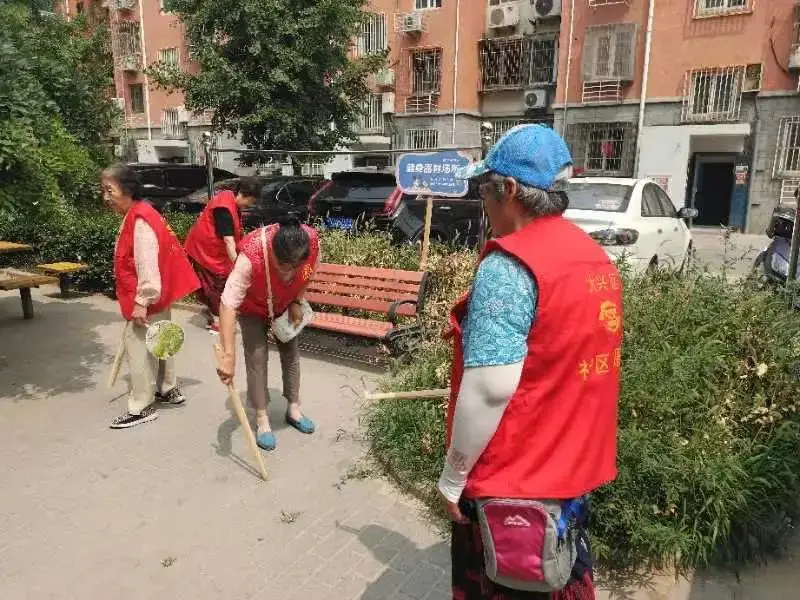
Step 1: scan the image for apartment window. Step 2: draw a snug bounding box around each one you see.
[681,66,743,122]
[406,48,441,113]
[479,36,557,91]
[161,108,185,139]
[405,129,439,150]
[114,21,142,69]
[774,117,800,177]
[410,48,442,95]
[582,23,636,82]
[159,47,179,67]
[128,84,144,113]
[354,13,387,56]
[489,119,552,144]
[565,122,636,176]
[694,0,749,18]
[358,94,385,134]
[793,5,800,49]
[300,163,325,177]
[415,0,442,9]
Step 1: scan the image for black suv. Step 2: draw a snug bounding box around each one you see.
[127,163,237,212]
[309,169,483,248]
[166,175,327,231]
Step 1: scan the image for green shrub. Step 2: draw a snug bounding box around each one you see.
[367,258,800,573]
[0,205,196,294]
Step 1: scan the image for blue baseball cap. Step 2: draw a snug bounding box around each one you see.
[456,124,573,190]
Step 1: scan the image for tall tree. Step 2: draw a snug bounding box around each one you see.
[152,0,385,157]
[0,1,116,214]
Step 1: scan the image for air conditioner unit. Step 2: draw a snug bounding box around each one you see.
[742,63,763,92]
[532,0,562,19]
[381,91,396,114]
[523,87,550,110]
[375,68,395,88]
[112,97,125,112]
[402,12,424,34]
[112,0,136,11]
[177,107,191,123]
[121,55,139,72]
[790,47,800,71]
[487,3,521,29]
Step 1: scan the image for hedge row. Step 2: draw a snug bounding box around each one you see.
[3,206,800,572]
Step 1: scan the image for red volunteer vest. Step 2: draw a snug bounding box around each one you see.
[184,189,243,276]
[114,201,200,321]
[238,224,320,319]
[446,215,622,500]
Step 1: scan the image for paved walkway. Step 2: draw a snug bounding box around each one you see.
[1,287,798,600]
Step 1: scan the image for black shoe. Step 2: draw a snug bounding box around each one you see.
[155,388,187,406]
[110,405,158,429]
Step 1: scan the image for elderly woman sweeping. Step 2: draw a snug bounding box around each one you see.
[184,177,261,332]
[439,125,623,599]
[103,164,200,429]
[215,217,320,451]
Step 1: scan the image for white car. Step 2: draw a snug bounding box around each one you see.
[564,177,698,274]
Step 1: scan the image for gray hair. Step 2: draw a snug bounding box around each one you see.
[483,166,572,218]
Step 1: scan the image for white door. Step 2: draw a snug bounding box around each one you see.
[637,183,674,266]
[652,185,688,264]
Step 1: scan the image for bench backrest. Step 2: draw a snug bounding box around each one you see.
[306,263,428,317]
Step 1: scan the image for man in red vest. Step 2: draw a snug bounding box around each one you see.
[103,164,200,430]
[439,125,622,599]
[184,178,261,332]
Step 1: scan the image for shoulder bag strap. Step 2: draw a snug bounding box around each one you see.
[259,227,275,321]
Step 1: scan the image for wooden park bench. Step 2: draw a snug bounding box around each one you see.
[300,263,430,364]
[0,269,58,319]
[36,262,89,296]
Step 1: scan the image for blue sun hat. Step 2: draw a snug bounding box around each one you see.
[456,124,573,190]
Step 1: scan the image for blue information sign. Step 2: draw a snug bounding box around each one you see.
[395,150,472,198]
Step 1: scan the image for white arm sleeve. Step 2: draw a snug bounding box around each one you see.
[437,360,524,503]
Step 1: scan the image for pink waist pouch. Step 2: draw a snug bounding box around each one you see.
[475,498,578,592]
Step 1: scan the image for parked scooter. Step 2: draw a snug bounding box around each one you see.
[752,203,800,287]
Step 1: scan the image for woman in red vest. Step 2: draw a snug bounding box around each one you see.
[440,126,622,599]
[102,164,200,430]
[184,178,261,333]
[215,217,320,451]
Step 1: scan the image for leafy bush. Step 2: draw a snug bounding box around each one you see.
[0,2,116,215]
[366,255,800,572]
[0,205,196,294]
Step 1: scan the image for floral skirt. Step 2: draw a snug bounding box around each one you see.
[451,500,596,600]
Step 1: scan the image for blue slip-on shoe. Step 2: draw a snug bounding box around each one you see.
[285,414,315,434]
[256,431,277,451]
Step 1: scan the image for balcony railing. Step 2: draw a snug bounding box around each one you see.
[581,80,623,104]
[693,0,750,19]
[405,94,439,114]
[681,66,743,123]
[112,21,142,71]
[588,0,629,6]
[780,178,800,208]
[161,109,187,140]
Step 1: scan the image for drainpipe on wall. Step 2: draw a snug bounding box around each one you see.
[745,95,760,233]
[633,0,655,177]
[451,0,461,146]
[559,0,575,135]
[137,0,153,141]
